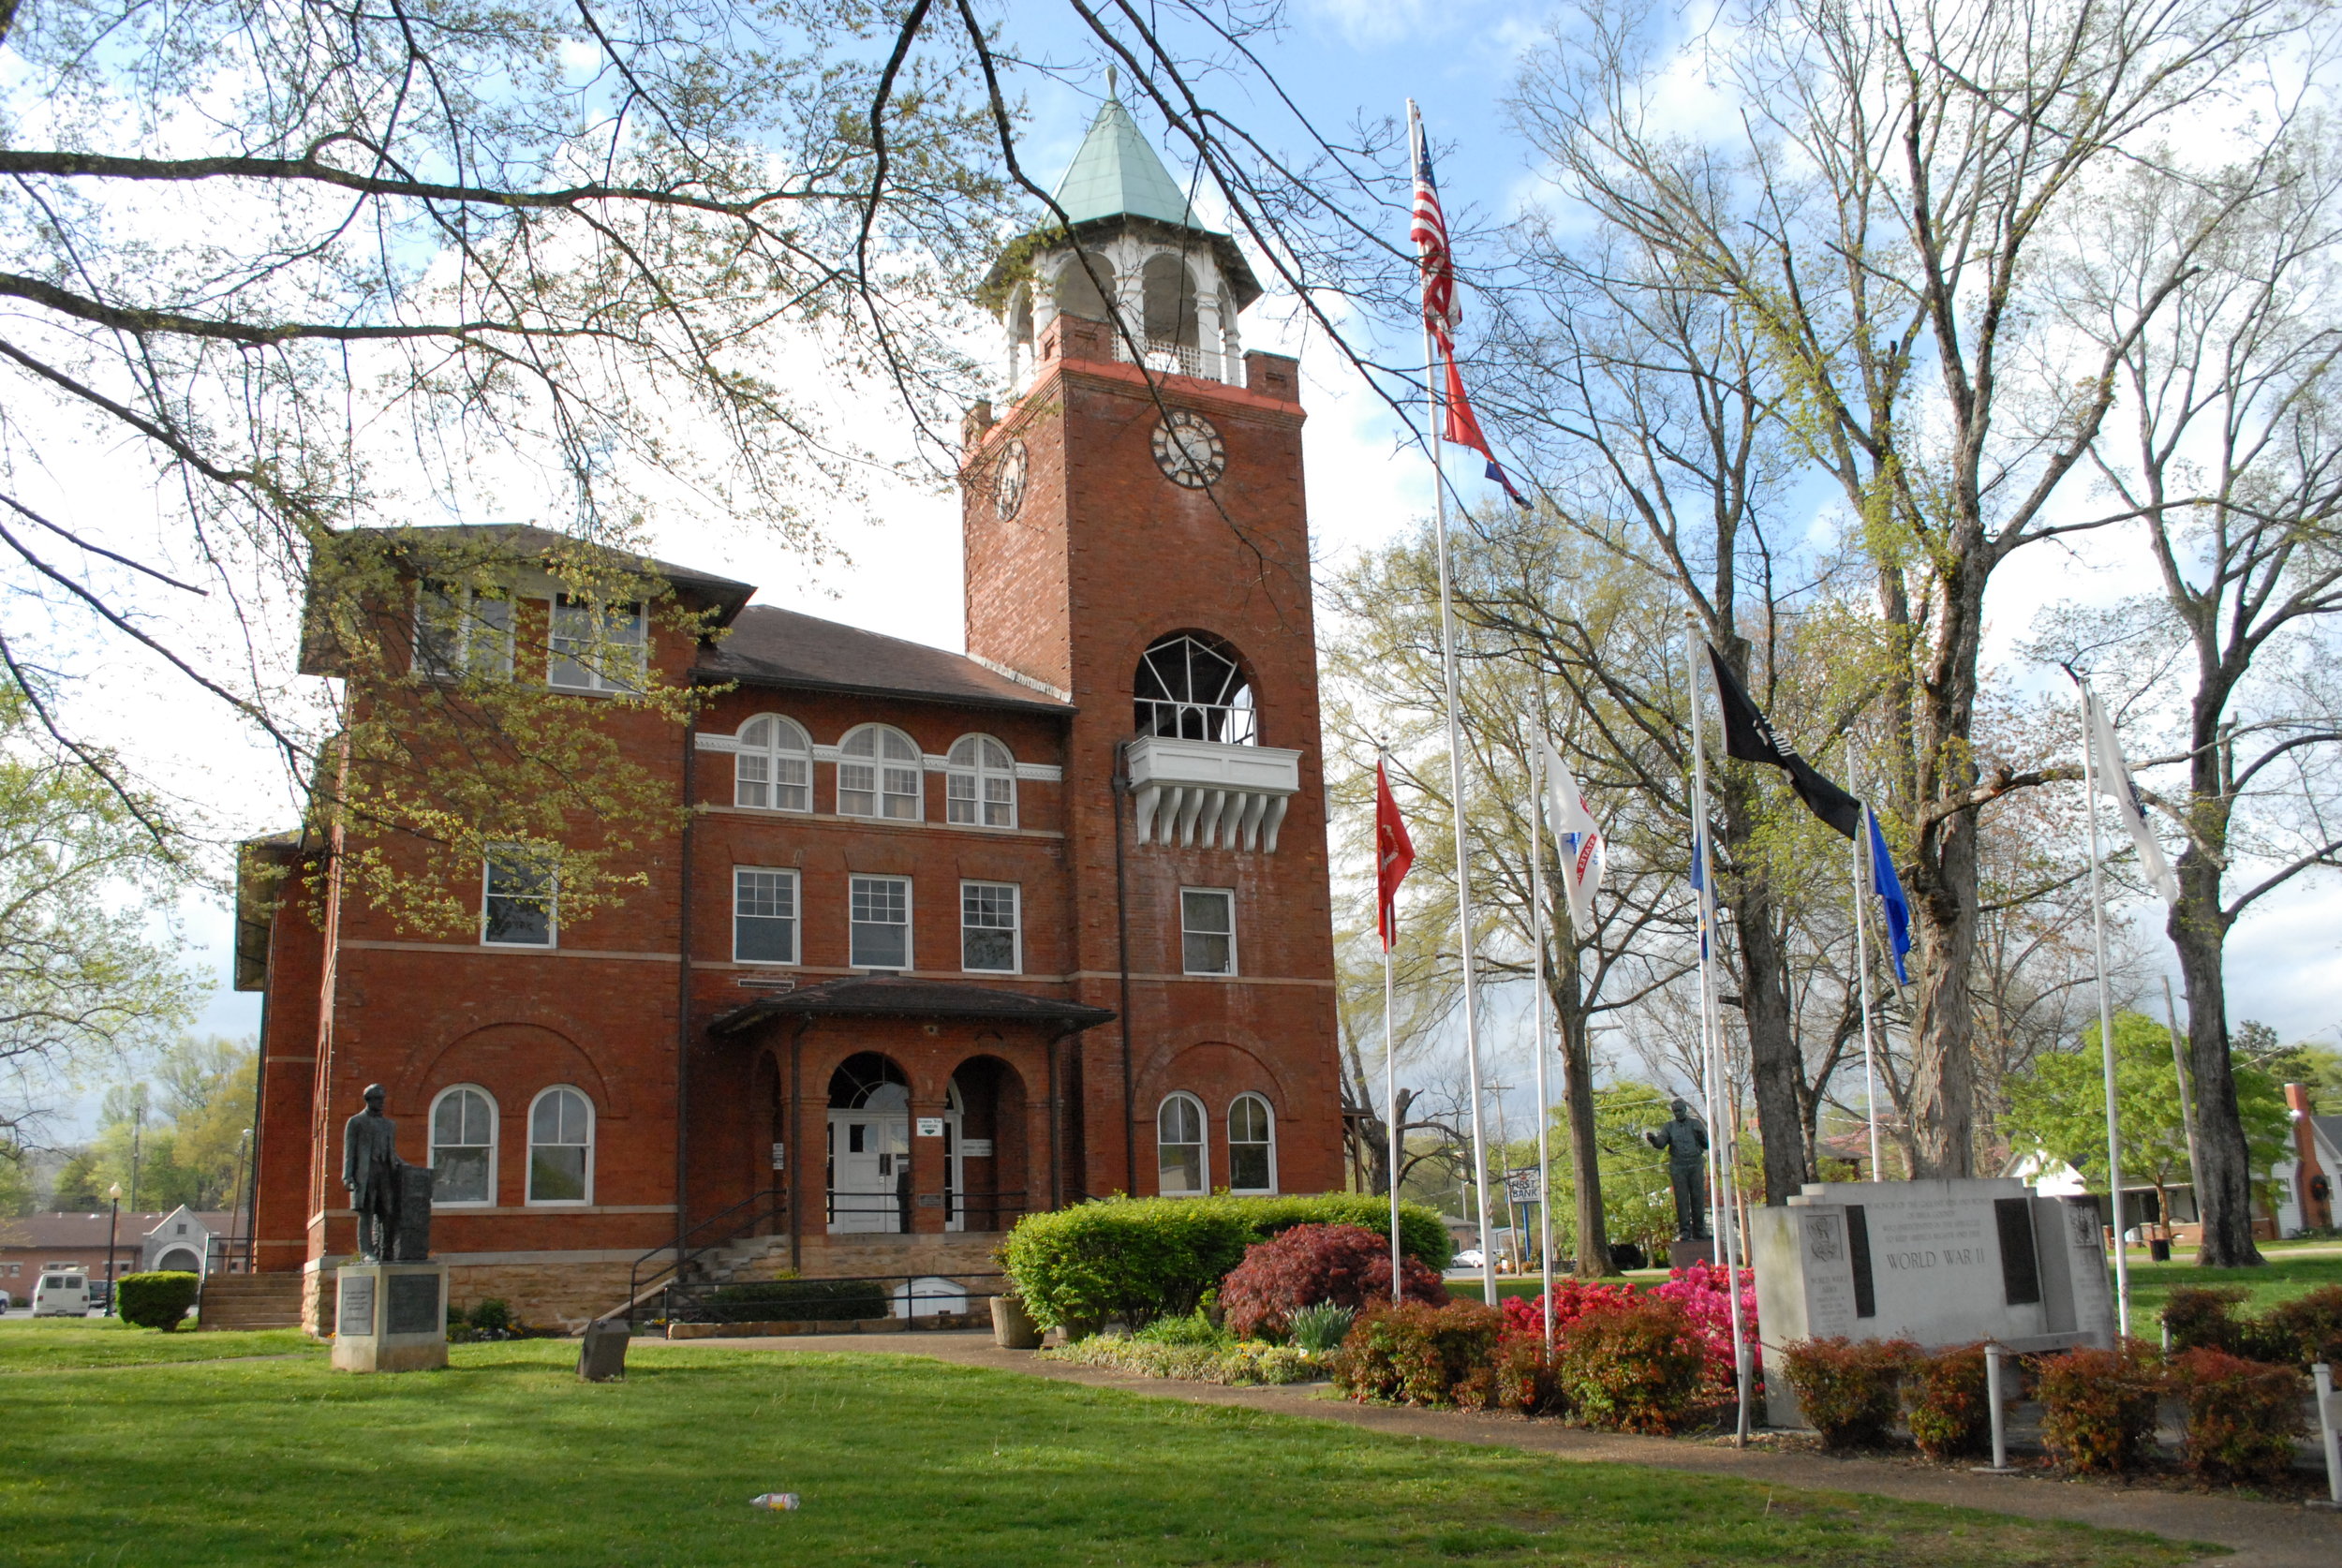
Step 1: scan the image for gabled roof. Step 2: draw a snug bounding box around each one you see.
[1053,97,1197,227]
[709,976,1114,1035]
[699,604,1072,714]
[0,1211,236,1250]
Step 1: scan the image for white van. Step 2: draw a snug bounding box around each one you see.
[31,1270,90,1317]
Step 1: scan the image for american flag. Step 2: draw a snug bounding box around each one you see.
[1408,111,1530,511]
[1411,137,1460,346]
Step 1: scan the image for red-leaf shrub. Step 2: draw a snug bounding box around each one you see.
[1455,1332,1564,1415]
[1219,1223,1447,1341]
[1653,1261,1759,1397]
[1778,1338,1918,1449]
[1333,1299,1505,1407]
[1549,1298,1709,1434]
[1904,1343,1994,1460]
[2171,1347,2306,1483]
[2160,1285,2251,1355]
[2256,1285,2342,1369]
[2036,1345,2165,1474]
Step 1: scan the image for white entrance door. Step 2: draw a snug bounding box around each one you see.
[827,1111,909,1234]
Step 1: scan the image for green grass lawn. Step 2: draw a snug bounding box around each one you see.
[0,1316,321,1370]
[0,1336,2203,1568]
[2124,1253,2342,1321]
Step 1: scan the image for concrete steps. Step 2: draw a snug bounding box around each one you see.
[198,1272,305,1331]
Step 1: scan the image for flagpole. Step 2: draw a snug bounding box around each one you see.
[1686,620,1751,1445]
[1381,751,1405,1305]
[2078,677,2131,1339]
[1849,741,1883,1180]
[1410,98,1499,1308]
[1530,746,1556,1347]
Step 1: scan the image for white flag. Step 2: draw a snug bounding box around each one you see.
[1540,742,1606,933]
[2085,688,2181,904]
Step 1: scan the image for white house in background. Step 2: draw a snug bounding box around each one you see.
[139,1206,222,1276]
[2275,1086,2339,1235]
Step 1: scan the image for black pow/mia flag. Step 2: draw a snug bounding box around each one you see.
[1705,646,1861,841]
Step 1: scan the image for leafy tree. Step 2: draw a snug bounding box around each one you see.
[2237,1024,2342,1115]
[2003,1011,2289,1234]
[0,677,202,1153]
[79,1038,257,1213]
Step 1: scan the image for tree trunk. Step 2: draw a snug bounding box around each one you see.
[1731,890,1811,1202]
[1549,948,1611,1276]
[1905,806,1981,1176]
[2171,863,2262,1267]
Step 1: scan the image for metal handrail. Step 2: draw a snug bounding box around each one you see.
[1135,699,1257,746]
[621,1186,786,1315]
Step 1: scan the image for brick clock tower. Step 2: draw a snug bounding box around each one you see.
[962,97,1342,1200]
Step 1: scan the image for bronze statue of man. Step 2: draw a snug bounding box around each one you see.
[1643,1098,1712,1241]
[343,1084,402,1261]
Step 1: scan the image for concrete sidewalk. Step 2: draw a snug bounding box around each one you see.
[668,1329,2342,1568]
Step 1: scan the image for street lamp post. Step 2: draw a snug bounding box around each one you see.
[104,1183,123,1316]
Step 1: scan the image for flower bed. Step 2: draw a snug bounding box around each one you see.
[1044,1335,1319,1385]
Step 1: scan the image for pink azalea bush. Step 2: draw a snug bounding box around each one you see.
[1653,1260,1758,1394]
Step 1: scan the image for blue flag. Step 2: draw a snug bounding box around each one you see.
[1866,809,1911,985]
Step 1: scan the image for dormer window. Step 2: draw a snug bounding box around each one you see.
[548,595,645,693]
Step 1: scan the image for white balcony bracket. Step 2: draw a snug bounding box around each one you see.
[1125,736,1301,853]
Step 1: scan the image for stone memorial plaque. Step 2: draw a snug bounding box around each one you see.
[387,1270,441,1336]
[338,1271,377,1337]
[1799,1210,1858,1337]
[916,1192,945,1208]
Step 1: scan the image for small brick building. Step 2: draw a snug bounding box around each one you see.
[241,101,1345,1329]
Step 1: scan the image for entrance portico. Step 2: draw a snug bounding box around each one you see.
[708,977,1113,1270]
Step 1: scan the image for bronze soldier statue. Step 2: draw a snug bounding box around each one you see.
[343,1084,402,1261]
[1643,1098,1712,1241]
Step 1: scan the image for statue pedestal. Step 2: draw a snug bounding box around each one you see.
[1668,1239,1713,1273]
[332,1261,449,1373]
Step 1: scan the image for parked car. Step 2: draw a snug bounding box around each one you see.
[1449,1248,1485,1271]
[0,1288,12,1310]
[32,1270,91,1316]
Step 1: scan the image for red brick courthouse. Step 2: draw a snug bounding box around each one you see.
[242,102,1345,1329]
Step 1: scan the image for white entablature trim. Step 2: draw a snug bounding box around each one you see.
[691,730,1061,781]
[1126,734,1301,852]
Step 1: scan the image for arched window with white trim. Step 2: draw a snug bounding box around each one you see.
[526,1086,593,1205]
[1227,1093,1276,1194]
[945,734,1017,828]
[838,724,923,820]
[430,1086,498,1206]
[1157,1092,1207,1197]
[735,716,813,812]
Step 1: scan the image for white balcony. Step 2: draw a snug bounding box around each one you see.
[1127,735,1301,852]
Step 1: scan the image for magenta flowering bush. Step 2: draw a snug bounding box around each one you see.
[1653,1260,1759,1395]
[1499,1278,1639,1339]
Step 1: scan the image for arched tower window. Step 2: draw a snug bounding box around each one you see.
[1053,252,1117,322]
[1135,632,1256,745]
[1007,286,1036,387]
[1141,255,1199,348]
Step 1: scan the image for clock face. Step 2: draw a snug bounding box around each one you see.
[993,438,1029,520]
[1151,410,1227,489]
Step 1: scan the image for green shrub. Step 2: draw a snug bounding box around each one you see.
[1332,1299,1504,1407]
[2255,1284,2342,1369]
[701,1278,888,1324]
[1779,1338,1918,1449]
[1904,1343,1994,1461]
[1550,1299,1710,1435]
[468,1297,512,1335]
[2036,1345,2164,1474]
[1131,1310,1229,1348]
[117,1271,200,1332]
[1289,1302,1356,1357]
[2171,1347,2305,1483]
[999,1194,1449,1331]
[2161,1285,2250,1354]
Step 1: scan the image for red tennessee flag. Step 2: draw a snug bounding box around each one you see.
[1375,759,1416,951]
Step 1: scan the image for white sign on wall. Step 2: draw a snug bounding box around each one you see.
[915,1117,944,1138]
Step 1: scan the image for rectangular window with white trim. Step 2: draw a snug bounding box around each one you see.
[1180,888,1236,976]
[482,846,556,947]
[547,594,646,693]
[849,875,911,970]
[734,867,800,965]
[960,881,1020,973]
[414,582,514,680]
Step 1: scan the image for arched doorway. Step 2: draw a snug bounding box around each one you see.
[825,1054,950,1235]
[155,1246,203,1275]
[948,1056,1027,1233]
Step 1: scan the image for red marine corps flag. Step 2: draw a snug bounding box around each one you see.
[1375,758,1416,950]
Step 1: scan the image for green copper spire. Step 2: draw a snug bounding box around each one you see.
[1051,96,1198,228]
